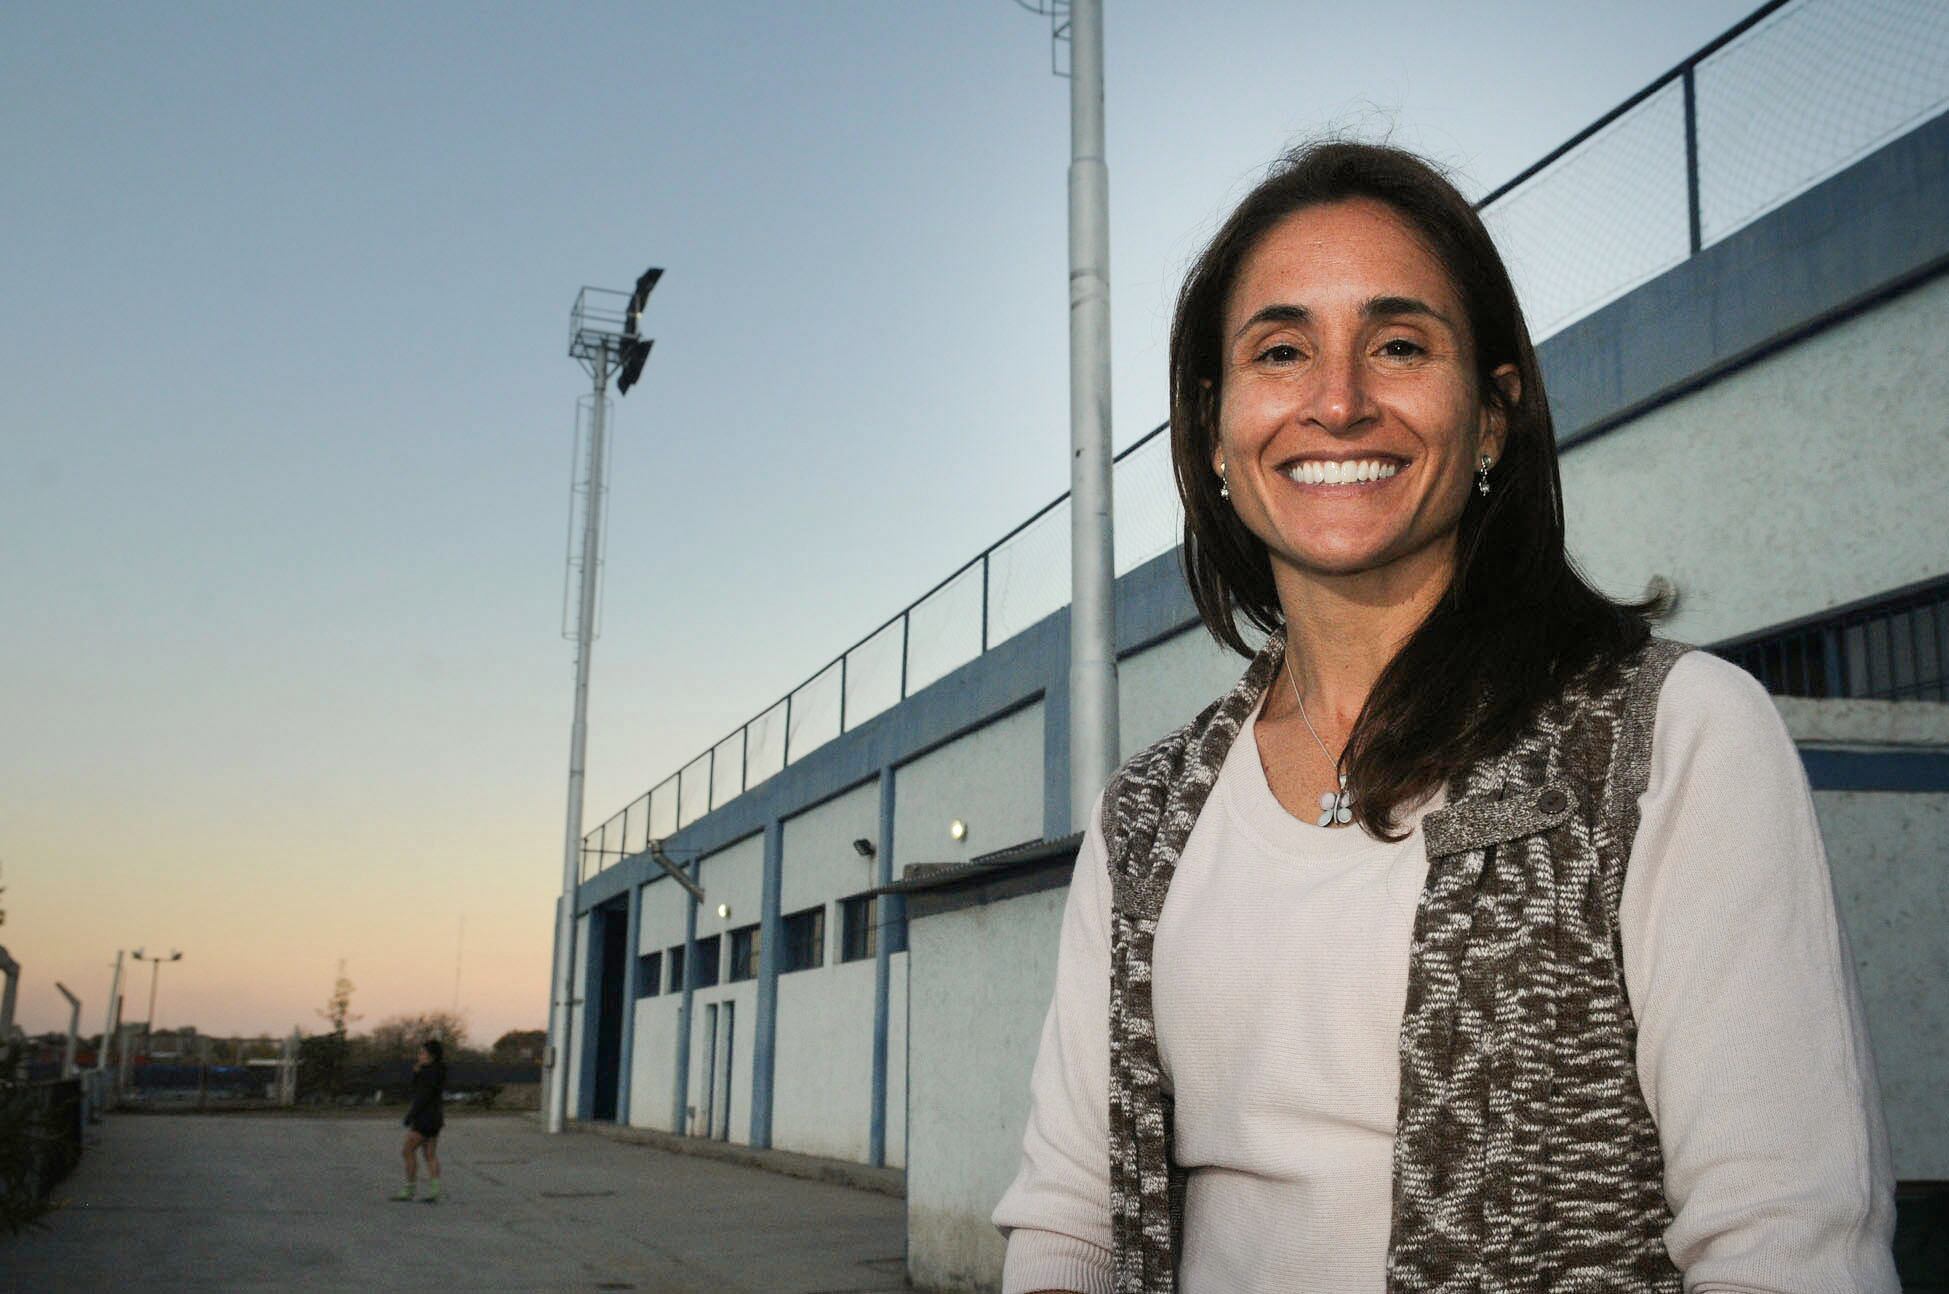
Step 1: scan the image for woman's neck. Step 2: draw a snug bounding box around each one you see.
[1272,541,1454,731]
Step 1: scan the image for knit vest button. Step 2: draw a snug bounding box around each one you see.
[1538,787,1570,815]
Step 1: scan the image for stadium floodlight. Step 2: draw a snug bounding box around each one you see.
[546,267,661,1137]
[617,267,662,395]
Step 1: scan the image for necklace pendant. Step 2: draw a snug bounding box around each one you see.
[1318,779,1355,828]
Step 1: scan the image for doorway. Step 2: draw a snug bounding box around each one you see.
[713,1002,734,1141]
[590,903,627,1121]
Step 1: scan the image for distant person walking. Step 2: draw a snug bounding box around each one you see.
[390,1039,445,1203]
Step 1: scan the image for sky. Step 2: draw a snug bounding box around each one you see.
[1,0,1754,1044]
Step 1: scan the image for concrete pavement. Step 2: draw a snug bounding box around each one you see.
[4,1112,909,1292]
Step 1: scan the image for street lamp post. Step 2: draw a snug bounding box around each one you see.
[132,947,182,1061]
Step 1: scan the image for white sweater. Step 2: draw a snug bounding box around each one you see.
[992,652,1897,1293]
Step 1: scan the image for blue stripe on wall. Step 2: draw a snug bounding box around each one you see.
[1801,748,1949,794]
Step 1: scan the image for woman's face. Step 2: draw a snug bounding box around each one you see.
[417,1045,432,1067]
[1212,198,1516,587]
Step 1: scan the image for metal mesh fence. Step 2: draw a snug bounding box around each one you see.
[1481,82,1692,340]
[745,700,787,789]
[903,561,985,697]
[1480,0,1949,341]
[1697,0,1949,244]
[986,498,1072,650]
[649,777,679,840]
[710,732,743,809]
[581,0,1949,874]
[677,753,712,828]
[1113,431,1182,577]
[785,659,844,765]
[843,618,905,732]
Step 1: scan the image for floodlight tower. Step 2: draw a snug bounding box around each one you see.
[546,268,661,1136]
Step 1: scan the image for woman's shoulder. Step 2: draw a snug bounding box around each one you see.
[1655,646,1782,734]
[1646,646,1799,785]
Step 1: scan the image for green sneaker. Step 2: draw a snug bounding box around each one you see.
[421,1179,441,1204]
[389,1183,416,1202]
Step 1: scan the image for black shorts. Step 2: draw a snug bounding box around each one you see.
[406,1112,443,1139]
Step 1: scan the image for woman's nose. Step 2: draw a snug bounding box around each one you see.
[1305,348,1374,434]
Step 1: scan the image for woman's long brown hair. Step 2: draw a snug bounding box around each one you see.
[1170,140,1668,838]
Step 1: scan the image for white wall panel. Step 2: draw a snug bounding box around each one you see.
[895,701,1044,866]
[1562,272,1949,645]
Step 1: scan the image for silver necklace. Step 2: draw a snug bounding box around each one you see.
[1284,653,1355,827]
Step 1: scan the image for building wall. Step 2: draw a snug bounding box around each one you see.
[1562,270,1949,645]
[1118,627,1250,765]
[894,701,1045,865]
[685,832,764,1142]
[1815,787,1949,1179]
[780,777,883,915]
[771,950,908,1166]
[766,777,901,1161]
[906,886,1069,1294]
[628,875,693,1132]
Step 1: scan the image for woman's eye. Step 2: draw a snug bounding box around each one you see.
[1378,338,1424,358]
[1256,343,1301,364]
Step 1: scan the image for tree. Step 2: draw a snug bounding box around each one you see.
[307,961,360,1099]
[491,1029,546,1063]
[365,1011,468,1061]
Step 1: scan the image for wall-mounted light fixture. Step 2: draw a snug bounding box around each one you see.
[949,819,968,842]
[851,838,876,859]
[716,903,732,920]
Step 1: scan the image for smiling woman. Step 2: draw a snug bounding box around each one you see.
[991,141,1898,1293]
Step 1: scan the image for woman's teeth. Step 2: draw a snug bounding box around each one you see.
[1282,459,1401,486]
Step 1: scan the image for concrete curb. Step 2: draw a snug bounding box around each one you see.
[566,1119,907,1199]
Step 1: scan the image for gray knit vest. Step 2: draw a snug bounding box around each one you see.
[1103,631,1690,1293]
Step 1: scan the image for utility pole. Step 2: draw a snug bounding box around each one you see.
[97,951,124,1076]
[1065,0,1119,825]
[546,272,659,1135]
[56,983,81,1077]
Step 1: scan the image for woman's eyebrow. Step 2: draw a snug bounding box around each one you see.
[1232,303,1308,341]
[1231,296,1453,343]
[1364,295,1453,327]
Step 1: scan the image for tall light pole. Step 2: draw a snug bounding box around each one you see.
[1065,0,1119,825]
[546,269,661,1135]
[132,947,182,1059]
[1017,1,1120,827]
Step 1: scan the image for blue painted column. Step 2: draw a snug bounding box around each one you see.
[672,861,700,1134]
[615,881,642,1125]
[750,820,784,1148]
[869,764,898,1166]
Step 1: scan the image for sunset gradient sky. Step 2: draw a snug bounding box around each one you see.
[2,0,1747,1043]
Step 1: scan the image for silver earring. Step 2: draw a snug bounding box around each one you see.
[1476,454,1493,496]
[1218,462,1230,499]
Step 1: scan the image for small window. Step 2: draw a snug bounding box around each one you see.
[782,906,825,973]
[692,934,721,989]
[840,895,877,963]
[667,944,685,992]
[728,924,761,983]
[637,951,662,999]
